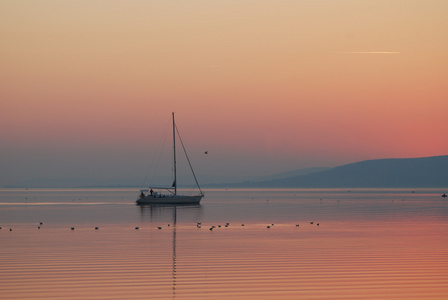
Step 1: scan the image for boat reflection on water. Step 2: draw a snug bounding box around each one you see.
[137,203,203,299]
[137,203,203,224]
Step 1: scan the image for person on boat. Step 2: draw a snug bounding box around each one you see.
[150,189,153,196]
[140,191,145,199]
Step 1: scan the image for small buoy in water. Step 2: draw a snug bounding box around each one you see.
[209,227,213,231]
[267,225,271,229]
[310,222,314,224]
[71,227,75,230]
[317,223,320,226]
[442,193,447,198]
[241,224,245,226]
[95,227,99,230]
[158,227,162,230]
[38,226,40,229]
[135,227,139,230]
[39,222,43,225]
[10,228,12,231]
[296,224,300,227]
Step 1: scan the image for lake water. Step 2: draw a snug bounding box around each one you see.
[1,188,448,299]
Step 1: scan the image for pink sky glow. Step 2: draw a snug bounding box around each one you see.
[1,0,447,186]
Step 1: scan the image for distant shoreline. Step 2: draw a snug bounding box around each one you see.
[4,155,447,189]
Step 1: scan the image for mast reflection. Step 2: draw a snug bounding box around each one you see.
[172,206,177,299]
[137,203,203,224]
[137,204,203,299]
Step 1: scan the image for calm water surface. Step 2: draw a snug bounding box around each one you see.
[1,188,448,299]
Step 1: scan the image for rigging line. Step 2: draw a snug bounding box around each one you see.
[151,123,170,186]
[140,120,170,188]
[175,124,203,195]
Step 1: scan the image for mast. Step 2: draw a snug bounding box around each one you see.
[172,112,177,195]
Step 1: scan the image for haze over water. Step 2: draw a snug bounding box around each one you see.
[1,188,448,299]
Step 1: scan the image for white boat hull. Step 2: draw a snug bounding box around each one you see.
[136,194,203,205]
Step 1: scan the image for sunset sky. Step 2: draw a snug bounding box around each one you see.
[1,0,447,187]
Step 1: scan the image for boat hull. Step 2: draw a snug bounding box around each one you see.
[136,195,203,205]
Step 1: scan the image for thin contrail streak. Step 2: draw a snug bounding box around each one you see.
[336,51,400,54]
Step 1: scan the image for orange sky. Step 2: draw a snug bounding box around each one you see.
[1,0,447,186]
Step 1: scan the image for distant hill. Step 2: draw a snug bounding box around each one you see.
[217,155,448,188]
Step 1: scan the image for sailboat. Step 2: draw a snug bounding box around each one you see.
[136,113,204,204]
